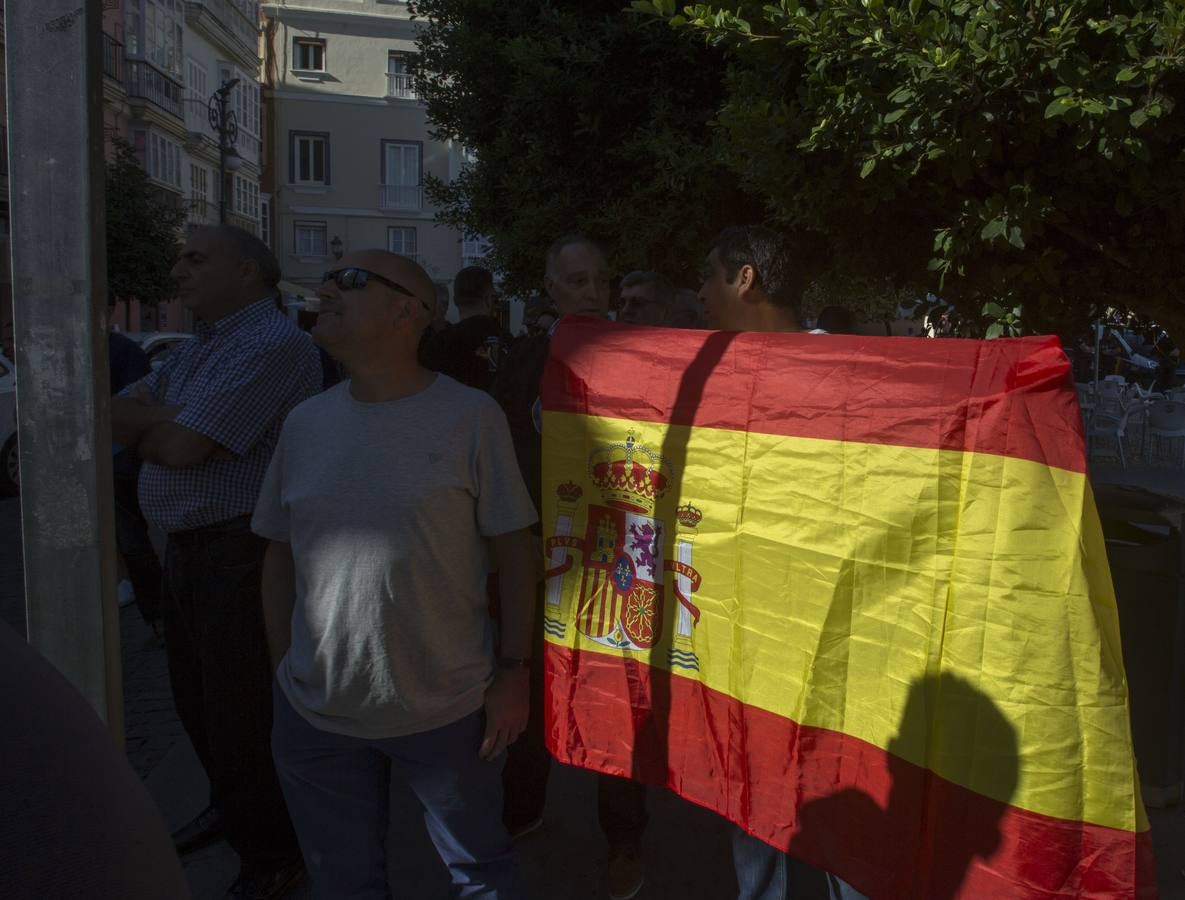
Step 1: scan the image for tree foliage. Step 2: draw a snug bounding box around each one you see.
[636,0,1185,338]
[415,0,1185,338]
[106,138,186,308]
[411,0,745,296]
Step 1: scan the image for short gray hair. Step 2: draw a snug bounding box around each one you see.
[620,270,674,307]
[195,224,281,290]
[544,234,605,278]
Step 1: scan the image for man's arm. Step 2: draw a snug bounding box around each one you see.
[109,395,179,447]
[260,539,297,674]
[136,421,228,468]
[480,527,535,761]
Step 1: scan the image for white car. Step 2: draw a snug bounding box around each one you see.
[122,331,193,372]
[0,352,16,495]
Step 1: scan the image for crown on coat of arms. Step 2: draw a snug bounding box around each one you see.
[556,481,584,503]
[676,503,703,528]
[589,431,669,514]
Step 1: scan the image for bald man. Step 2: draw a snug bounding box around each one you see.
[254,250,537,898]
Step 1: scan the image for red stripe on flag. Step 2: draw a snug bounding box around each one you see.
[545,645,1154,898]
[541,320,1085,474]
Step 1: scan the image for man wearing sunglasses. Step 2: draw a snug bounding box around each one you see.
[254,249,537,899]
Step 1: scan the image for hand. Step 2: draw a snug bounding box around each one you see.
[480,668,529,761]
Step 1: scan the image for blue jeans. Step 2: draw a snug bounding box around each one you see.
[733,826,867,900]
[272,686,521,899]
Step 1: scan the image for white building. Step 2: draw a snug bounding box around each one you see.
[260,0,473,298]
[107,0,267,330]
[180,0,264,232]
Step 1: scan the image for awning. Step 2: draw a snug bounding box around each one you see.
[277,279,317,300]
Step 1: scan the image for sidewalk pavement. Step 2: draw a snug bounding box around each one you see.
[120,611,735,900]
[125,593,1185,900]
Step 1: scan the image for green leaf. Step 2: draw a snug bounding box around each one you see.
[981,219,1006,240]
[909,0,923,16]
[1116,67,1138,82]
[1007,225,1025,249]
[1044,97,1075,118]
[884,108,908,124]
[983,302,1006,318]
[1130,107,1148,127]
[985,323,1005,339]
[860,157,877,178]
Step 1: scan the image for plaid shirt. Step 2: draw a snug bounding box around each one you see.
[135,298,322,533]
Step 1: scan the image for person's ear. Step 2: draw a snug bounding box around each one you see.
[734,264,757,299]
[238,258,260,287]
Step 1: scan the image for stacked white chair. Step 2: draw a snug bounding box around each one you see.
[1144,400,1185,467]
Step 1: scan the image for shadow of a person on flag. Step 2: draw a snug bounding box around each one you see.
[788,671,1020,899]
[632,329,739,785]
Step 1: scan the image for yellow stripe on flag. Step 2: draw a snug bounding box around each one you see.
[541,411,1141,834]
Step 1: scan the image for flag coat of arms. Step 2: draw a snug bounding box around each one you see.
[539,318,1153,898]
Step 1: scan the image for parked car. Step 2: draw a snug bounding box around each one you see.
[122,331,192,372]
[0,352,16,495]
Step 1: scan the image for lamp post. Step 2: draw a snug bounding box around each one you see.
[209,77,241,224]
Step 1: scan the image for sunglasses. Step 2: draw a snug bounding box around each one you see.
[322,268,430,311]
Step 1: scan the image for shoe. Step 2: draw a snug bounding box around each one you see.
[508,814,544,841]
[606,841,645,900]
[225,860,305,900]
[172,806,224,856]
[118,579,136,608]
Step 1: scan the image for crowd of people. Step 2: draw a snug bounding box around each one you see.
[100,223,868,900]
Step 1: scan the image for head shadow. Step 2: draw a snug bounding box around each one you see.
[789,670,1020,899]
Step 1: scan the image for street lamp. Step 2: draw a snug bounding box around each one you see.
[209,77,241,224]
[331,236,343,260]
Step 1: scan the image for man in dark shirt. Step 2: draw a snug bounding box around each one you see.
[422,266,511,392]
[494,236,650,900]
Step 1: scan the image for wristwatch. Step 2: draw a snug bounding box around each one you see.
[497,656,532,670]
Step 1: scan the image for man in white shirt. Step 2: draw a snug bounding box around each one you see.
[254,249,537,898]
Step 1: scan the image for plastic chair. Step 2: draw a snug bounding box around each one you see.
[1095,380,1127,416]
[1144,400,1185,467]
[1089,404,1134,468]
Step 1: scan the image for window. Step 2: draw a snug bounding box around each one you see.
[387,227,417,258]
[144,0,183,76]
[294,38,325,72]
[186,57,207,107]
[138,130,182,189]
[380,140,421,209]
[294,222,327,258]
[234,176,260,221]
[290,131,329,185]
[190,164,208,215]
[386,52,416,99]
[260,196,272,248]
[462,236,491,259]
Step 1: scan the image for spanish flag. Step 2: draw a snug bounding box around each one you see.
[540,319,1153,898]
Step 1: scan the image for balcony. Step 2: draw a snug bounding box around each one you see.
[386,73,418,100]
[103,33,125,86]
[184,0,259,66]
[127,59,184,120]
[379,184,423,212]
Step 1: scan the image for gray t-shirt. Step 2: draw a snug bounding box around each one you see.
[252,375,538,739]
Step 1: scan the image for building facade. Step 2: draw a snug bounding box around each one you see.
[260,0,469,298]
[102,0,266,332]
